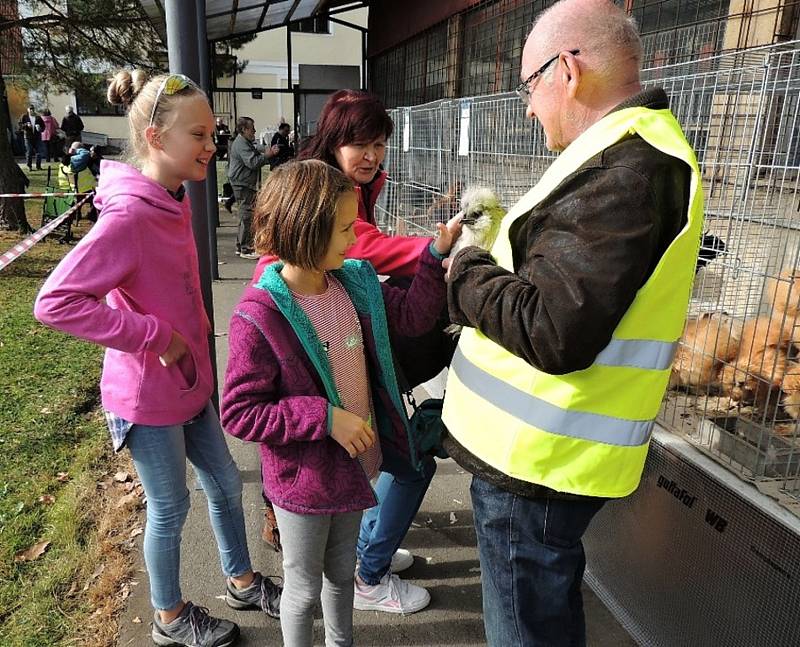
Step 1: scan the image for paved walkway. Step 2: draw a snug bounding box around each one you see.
[116,208,636,646]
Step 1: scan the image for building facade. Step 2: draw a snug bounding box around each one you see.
[368,0,800,107]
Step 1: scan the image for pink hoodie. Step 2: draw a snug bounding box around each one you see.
[34,160,213,426]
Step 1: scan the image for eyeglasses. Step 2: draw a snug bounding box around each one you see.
[515,49,580,104]
[149,73,199,127]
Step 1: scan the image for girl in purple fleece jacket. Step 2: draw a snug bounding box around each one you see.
[34,70,280,647]
[221,160,460,646]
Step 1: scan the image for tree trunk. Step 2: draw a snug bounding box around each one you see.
[0,70,32,234]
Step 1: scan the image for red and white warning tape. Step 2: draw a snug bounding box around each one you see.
[0,192,89,198]
[0,194,92,272]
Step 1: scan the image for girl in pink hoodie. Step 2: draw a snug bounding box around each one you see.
[34,70,279,647]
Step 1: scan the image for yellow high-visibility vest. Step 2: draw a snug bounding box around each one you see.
[442,106,704,498]
[58,165,95,194]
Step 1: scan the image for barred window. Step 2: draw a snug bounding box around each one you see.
[632,0,731,67]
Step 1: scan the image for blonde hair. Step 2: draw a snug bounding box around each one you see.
[253,160,355,270]
[107,70,207,165]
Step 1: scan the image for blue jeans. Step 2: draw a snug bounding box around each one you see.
[24,138,42,168]
[127,403,252,610]
[356,450,436,584]
[470,475,606,647]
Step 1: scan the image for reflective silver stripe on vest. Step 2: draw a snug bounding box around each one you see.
[594,338,677,371]
[451,348,654,447]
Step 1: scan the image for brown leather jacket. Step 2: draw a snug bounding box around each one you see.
[444,88,691,499]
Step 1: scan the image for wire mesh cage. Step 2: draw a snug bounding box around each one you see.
[377,42,800,507]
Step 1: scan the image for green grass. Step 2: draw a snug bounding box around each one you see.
[0,229,111,645]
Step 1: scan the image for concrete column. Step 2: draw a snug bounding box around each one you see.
[197,0,220,277]
[164,0,218,402]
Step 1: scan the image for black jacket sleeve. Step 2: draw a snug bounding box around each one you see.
[447,162,682,375]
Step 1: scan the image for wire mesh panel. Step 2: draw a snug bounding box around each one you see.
[378,42,800,508]
[657,45,800,503]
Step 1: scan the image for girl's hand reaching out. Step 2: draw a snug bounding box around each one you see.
[331,407,376,458]
[433,213,463,256]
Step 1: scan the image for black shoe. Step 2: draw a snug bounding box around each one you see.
[225,572,281,619]
[151,602,239,646]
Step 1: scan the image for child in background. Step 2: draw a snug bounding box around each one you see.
[35,69,280,647]
[221,159,460,647]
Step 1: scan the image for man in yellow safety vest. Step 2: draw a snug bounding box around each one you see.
[441,1,704,645]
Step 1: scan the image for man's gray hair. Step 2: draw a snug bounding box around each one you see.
[531,1,643,77]
[236,116,254,134]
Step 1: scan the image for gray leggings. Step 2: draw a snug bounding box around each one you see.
[273,505,362,647]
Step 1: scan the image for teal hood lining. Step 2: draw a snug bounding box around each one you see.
[254,260,417,466]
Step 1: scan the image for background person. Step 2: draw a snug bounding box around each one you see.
[18,105,45,171]
[268,122,294,169]
[441,1,704,645]
[227,116,279,259]
[60,105,84,152]
[214,116,231,160]
[40,108,59,163]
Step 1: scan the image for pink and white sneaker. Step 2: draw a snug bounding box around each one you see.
[353,572,431,614]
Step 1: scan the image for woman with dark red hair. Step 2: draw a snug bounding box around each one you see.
[251,90,448,615]
[251,89,431,279]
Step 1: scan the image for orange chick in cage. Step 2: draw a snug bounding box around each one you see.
[670,312,741,390]
[762,268,800,419]
[718,316,789,412]
[765,267,800,343]
[781,364,800,420]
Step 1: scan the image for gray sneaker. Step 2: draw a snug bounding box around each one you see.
[225,571,281,619]
[151,602,239,646]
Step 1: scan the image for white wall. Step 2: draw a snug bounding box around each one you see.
[42,92,129,140]
[215,8,368,132]
[28,8,368,144]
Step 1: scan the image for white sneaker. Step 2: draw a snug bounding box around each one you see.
[353,573,430,614]
[390,548,414,573]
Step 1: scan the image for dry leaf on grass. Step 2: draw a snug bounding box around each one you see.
[56,472,70,482]
[115,491,141,509]
[14,540,50,563]
[113,471,131,483]
[38,494,55,505]
[84,564,106,591]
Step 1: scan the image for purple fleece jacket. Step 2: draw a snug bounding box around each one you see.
[221,248,446,514]
[34,160,213,425]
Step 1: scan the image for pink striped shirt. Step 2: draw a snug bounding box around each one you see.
[293,274,382,479]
